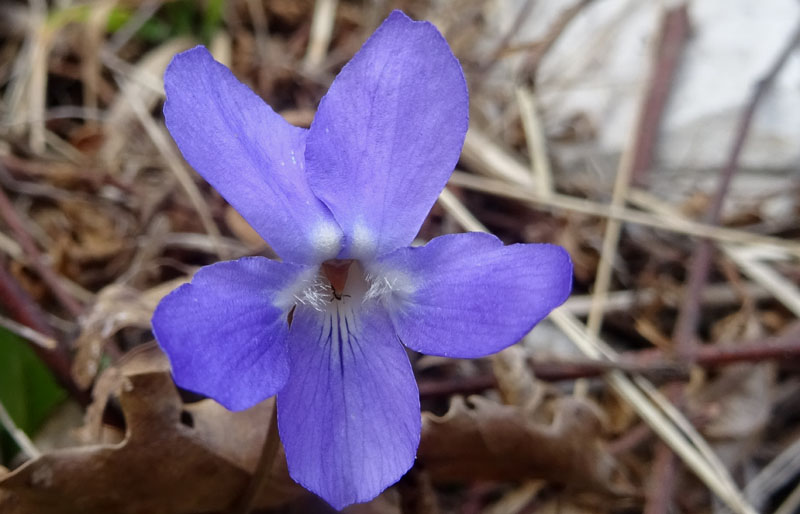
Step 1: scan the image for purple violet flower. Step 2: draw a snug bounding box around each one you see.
[152,10,572,509]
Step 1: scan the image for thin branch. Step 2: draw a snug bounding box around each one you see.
[0,259,86,404]
[672,17,800,359]
[631,5,691,186]
[634,8,692,511]
[549,308,757,514]
[418,333,800,395]
[0,184,84,318]
[518,0,596,84]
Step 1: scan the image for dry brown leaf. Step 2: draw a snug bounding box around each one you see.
[1,345,304,514]
[73,363,124,445]
[418,395,626,495]
[55,200,129,263]
[491,345,544,412]
[71,278,187,388]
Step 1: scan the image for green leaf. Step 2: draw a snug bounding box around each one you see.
[106,6,134,33]
[0,328,66,463]
[201,0,226,43]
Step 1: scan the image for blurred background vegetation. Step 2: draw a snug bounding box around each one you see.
[1,1,799,513]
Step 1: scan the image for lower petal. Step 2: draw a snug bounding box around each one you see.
[152,257,309,411]
[375,232,573,358]
[277,303,420,509]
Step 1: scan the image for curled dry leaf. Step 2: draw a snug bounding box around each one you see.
[1,345,304,514]
[71,278,187,389]
[692,311,777,468]
[418,395,628,495]
[491,345,544,412]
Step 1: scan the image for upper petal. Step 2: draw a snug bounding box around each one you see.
[305,11,468,260]
[152,257,311,411]
[163,46,342,264]
[277,303,420,509]
[374,232,572,358]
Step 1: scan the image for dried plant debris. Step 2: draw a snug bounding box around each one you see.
[418,395,628,496]
[0,0,799,512]
[71,279,187,389]
[0,345,627,513]
[0,345,305,514]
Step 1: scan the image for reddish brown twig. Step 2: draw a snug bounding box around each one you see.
[644,441,680,514]
[672,18,800,360]
[0,257,85,402]
[0,256,55,336]
[418,375,496,399]
[654,16,800,514]
[0,183,84,318]
[518,0,595,85]
[630,4,691,186]
[418,331,800,398]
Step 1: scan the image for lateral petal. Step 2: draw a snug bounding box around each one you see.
[305,11,468,259]
[152,257,310,411]
[164,46,342,264]
[375,232,572,358]
[277,303,420,509]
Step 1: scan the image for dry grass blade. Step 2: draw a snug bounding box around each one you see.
[449,171,800,258]
[99,37,195,164]
[25,2,49,155]
[514,87,553,195]
[462,128,535,187]
[0,398,40,460]
[105,0,163,55]
[437,187,488,233]
[583,116,633,339]
[583,8,657,341]
[745,436,800,510]
[628,189,800,318]
[774,485,800,514]
[454,96,759,512]
[0,314,56,350]
[563,282,770,316]
[114,74,226,259]
[441,154,755,513]
[726,249,800,318]
[304,0,339,70]
[0,230,22,260]
[548,309,758,514]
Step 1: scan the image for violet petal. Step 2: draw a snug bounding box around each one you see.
[277,304,420,509]
[376,232,572,358]
[305,11,468,259]
[163,46,342,264]
[152,257,306,410]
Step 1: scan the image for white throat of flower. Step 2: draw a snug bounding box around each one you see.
[278,260,416,323]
